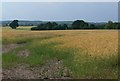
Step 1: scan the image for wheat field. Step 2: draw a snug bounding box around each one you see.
[2,27,118,79]
[2,27,118,57]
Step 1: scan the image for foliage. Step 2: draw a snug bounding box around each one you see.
[9,20,19,29]
[31,22,68,30]
[31,20,120,30]
[71,20,88,29]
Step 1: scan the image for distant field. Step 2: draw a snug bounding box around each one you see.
[2,26,118,79]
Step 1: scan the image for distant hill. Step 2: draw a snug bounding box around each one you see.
[1,20,42,26]
[42,21,73,27]
[1,20,73,27]
[19,21,42,26]
[0,20,106,27]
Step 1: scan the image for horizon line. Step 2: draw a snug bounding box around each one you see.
[1,19,118,23]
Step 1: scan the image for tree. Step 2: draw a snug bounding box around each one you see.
[72,20,81,29]
[9,20,19,29]
[89,24,95,29]
[105,21,114,29]
[52,22,58,29]
[45,22,53,30]
[37,24,46,30]
[71,20,89,29]
[62,24,68,30]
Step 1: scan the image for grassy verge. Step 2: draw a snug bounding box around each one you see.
[2,38,118,79]
[64,53,118,79]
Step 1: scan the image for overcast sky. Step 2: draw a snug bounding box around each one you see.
[2,2,118,22]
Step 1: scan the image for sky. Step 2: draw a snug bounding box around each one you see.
[2,2,118,22]
[118,2,120,22]
[1,0,119,2]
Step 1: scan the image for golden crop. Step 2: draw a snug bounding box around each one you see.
[42,30,118,58]
[2,27,118,57]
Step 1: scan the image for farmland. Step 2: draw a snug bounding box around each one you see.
[2,27,118,79]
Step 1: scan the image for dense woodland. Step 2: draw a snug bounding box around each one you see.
[31,20,120,30]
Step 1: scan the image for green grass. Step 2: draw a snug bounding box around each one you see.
[2,38,118,78]
[16,26,32,30]
[2,46,26,68]
[64,53,118,79]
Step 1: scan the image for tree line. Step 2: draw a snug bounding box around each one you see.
[8,20,120,29]
[31,20,120,30]
[31,22,68,30]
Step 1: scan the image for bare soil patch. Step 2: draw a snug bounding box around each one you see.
[2,44,24,53]
[2,58,71,79]
[17,50,30,57]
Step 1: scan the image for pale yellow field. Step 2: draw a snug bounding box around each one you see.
[51,30,118,57]
[2,27,118,57]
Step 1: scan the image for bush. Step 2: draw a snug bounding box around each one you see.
[31,20,120,30]
[31,22,68,30]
